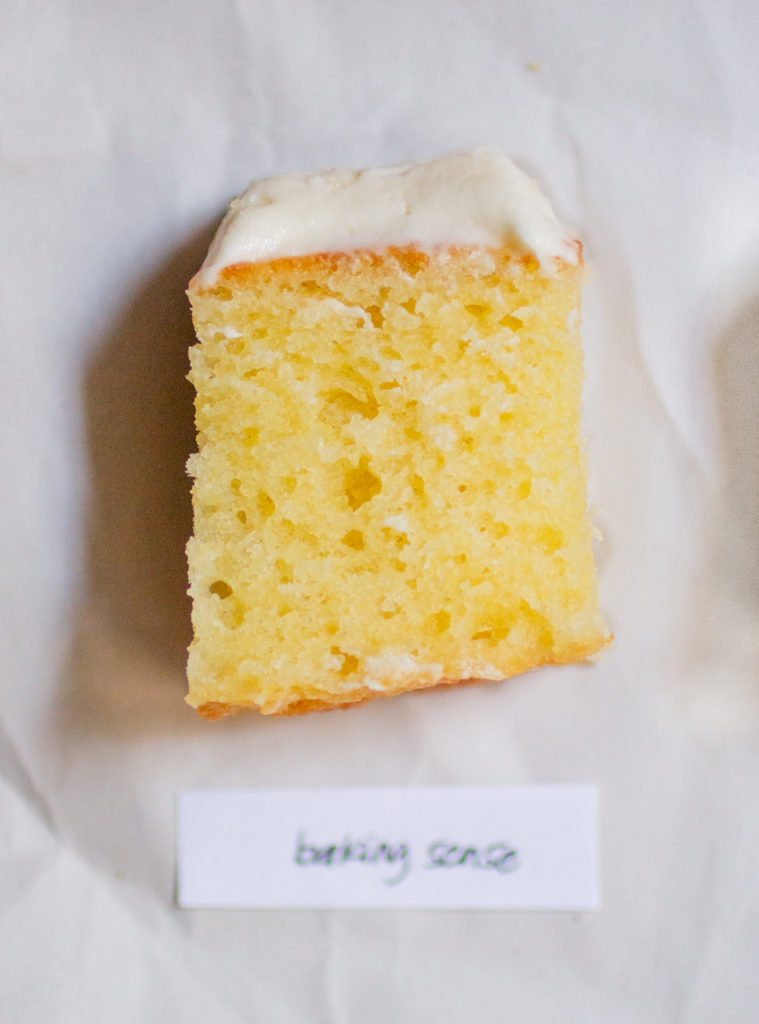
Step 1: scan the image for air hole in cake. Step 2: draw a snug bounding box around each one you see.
[228,606,246,629]
[497,372,518,393]
[537,525,564,553]
[230,477,242,491]
[405,426,422,441]
[241,426,259,445]
[341,654,359,676]
[257,490,275,518]
[282,475,297,494]
[331,647,359,676]
[300,279,321,293]
[381,345,402,360]
[323,387,378,421]
[516,479,532,500]
[213,286,233,301]
[379,380,400,390]
[500,313,524,330]
[462,436,475,451]
[465,303,491,319]
[364,304,384,328]
[243,368,261,379]
[326,623,339,636]
[493,521,509,538]
[454,553,467,563]
[391,558,407,572]
[381,527,409,549]
[472,603,515,642]
[209,580,233,599]
[278,604,293,617]
[427,609,451,634]
[276,558,294,584]
[469,405,481,417]
[344,456,382,510]
[341,529,365,550]
[236,510,247,525]
[520,601,554,649]
[411,474,426,503]
[401,298,417,315]
[458,484,468,493]
[226,339,245,355]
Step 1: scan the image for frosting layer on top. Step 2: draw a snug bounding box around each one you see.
[197,148,578,284]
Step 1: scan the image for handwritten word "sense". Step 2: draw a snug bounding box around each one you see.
[294,833,519,886]
[426,840,518,874]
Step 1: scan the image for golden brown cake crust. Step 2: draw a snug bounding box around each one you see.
[188,243,575,297]
[194,634,608,719]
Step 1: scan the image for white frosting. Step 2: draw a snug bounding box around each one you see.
[197,148,578,285]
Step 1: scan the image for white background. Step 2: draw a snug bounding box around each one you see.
[2,1,759,1020]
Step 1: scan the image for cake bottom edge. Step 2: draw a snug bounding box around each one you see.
[189,633,612,719]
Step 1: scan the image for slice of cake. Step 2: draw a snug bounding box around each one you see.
[186,148,610,717]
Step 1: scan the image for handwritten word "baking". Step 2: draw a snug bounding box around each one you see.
[295,832,411,885]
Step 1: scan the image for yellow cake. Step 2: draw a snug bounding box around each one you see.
[186,150,610,717]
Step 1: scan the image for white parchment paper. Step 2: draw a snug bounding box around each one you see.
[2,1,759,1020]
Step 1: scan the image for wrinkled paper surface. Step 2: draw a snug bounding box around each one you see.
[2,1,759,1020]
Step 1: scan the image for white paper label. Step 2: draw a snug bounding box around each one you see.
[176,785,598,910]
